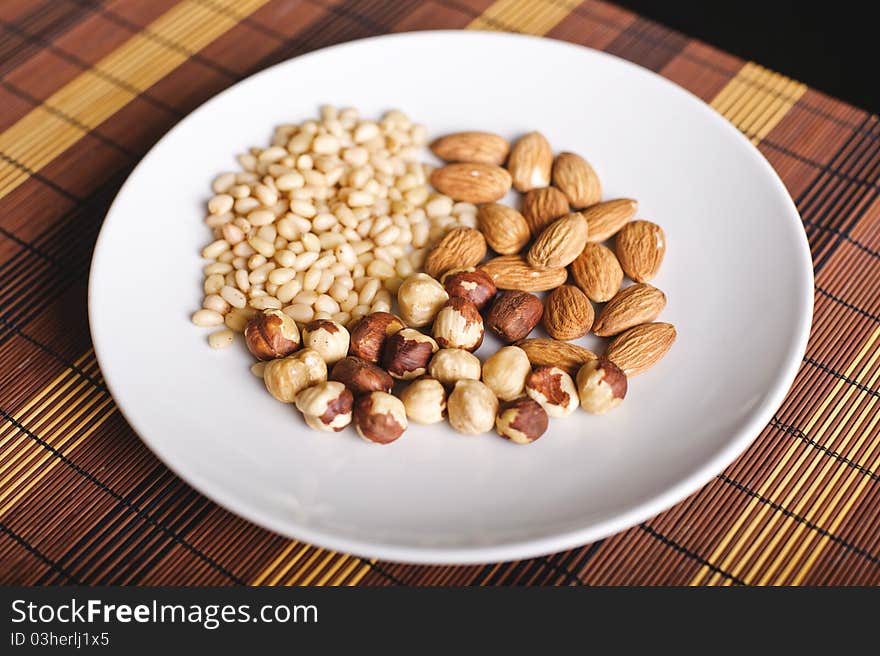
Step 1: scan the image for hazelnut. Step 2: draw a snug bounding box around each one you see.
[447,379,498,435]
[330,356,393,395]
[293,347,328,385]
[244,309,301,360]
[381,328,439,380]
[397,273,449,327]
[263,357,310,403]
[481,345,531,401]
[348,312,405,363]
[399,377,447,424]
[353,391,407,444]
[262,348,328,403]
[432,298,484,351]
[295,381,354,432]
[485,291,543,343]
[576,358,627,415]
[428,348,482,387]
[525,365,579,418]
[302,319,350,365]
[496,398,548,444]
[441,267,496,310]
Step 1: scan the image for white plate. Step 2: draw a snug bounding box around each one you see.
[89,31,813,564]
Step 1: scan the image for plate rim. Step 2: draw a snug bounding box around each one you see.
[88,30,814,564]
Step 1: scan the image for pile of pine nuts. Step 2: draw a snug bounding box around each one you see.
[192,107,477,347]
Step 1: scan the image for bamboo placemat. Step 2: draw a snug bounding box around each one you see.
[1,0,878,587]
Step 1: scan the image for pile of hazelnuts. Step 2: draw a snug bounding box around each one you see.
[243,266,626,445]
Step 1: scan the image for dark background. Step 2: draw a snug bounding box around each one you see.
[616,0,879,113]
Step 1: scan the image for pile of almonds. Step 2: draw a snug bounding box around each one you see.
[198,117,676,445]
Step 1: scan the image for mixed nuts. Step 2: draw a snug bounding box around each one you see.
[197,112,676,445]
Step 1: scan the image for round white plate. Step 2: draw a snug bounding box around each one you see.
[89,31,813,564]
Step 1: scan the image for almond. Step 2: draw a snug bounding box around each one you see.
[516,338,597,377]
[582,199,638,242]
[527,212,589,270]
[430,131,510,165]
[616,220,665,283]
[605,322,676,376]
[430,163,512,203]
[507,131,553,192]
[569,242,623,302]
[543,285,594,341]
[521,187,570,236]
[424,227,487,278]
[593,283,666,337]
[480,255,567,292]
[552,152,601,207]
[477,203,530,255]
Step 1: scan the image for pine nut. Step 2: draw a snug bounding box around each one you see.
[203,294,229,314]
[202,240,230,259]
[213,173,236,193]
[208,194,234,214]
[284,303,314,324]
[294,290,318,306]
[302,233,321,252]
[220,285,247,309]
[277,279,302,303]
[347,191,374,207]
[248,236,275,258]
[248,209,275,226]
[302,268,321,291]
[250,296,282,310]
[192,309,223,326]
[250,361,267,378]
[357,278,380,305]
[294,251,319,271]
[204,262,232,276]
[268,268,296,285]
[340,291,359,312]
[204,274,224,295]
[260,146,287,163]
[274,249,296,268]
[367,259,395,279]
[208,329,234,349]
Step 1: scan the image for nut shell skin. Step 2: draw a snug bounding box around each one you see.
[525,365,579,418]
[330,356,393,395]
[295,382,354,432]
[485,291,543,343]
[244,309,301,360]
[496,398,549,444]
[302,319,350,365]
[447,380,499,435]
[354,392,407,444]
[399,377,447,424]
[397,273,449,328]
[576,358,627,415]
[381,328,439,380]
[482,345,531,401]
[348,312,405,363]
[428,348,482,387]
[432,298,484,351]
[441,267,496,310]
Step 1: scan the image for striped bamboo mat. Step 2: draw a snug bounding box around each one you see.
[0,0,878,587]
